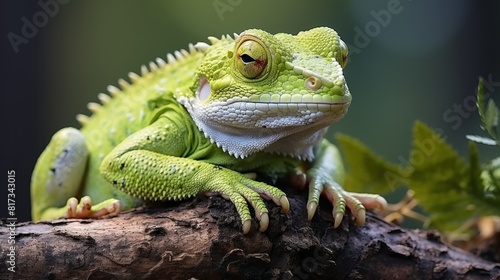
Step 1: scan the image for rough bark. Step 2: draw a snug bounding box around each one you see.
[1,194,499,280]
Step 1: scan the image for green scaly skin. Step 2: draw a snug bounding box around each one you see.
[31,27,386,234]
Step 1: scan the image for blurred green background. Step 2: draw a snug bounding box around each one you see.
[3,0,500,221]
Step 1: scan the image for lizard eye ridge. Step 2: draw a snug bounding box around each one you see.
[235,39,268,79]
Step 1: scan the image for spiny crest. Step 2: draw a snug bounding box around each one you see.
[149,61,159,72]
[76,32,239,126]
[87,102,102,113]
[118,78,130,89]
[206,32,239,45]
[97,93,112,104]
[76,114,89,124]
[156,57,166,67]
[107,85,121,96]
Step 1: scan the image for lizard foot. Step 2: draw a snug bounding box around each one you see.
[203,175,290,234]
[65,196,121,219]
[307,177,387,228]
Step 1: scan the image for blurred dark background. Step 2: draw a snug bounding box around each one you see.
[2,1,500,222]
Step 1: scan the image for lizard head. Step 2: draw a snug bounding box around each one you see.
[179,27,351,160]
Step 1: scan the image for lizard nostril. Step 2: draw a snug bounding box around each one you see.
[305,76,322,90]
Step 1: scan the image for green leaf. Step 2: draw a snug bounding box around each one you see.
[481,157,500,198]
[476,77,500,144]
[477,77,487,123]
[484,99,499,137]
[334,109,500,236]
[335,133,400,194]
[406,122,471,231]
[406,121,500,233]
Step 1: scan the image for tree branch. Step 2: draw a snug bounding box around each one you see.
[1,194,499,280]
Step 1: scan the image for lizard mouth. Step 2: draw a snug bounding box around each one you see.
[224,100,350,114]
[196,76,350,114]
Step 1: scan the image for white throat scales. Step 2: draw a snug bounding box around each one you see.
[178,78,349,160]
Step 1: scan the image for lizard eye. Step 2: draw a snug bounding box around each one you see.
[240,54,256,64]
[235,39,268,79]
[338,39,348,68]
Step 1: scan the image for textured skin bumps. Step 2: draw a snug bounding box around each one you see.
[31,27,386,233]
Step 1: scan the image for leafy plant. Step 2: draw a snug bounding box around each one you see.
[337,77,500,237]
[467,77,500,205]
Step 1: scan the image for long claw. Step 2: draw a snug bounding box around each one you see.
[323,184,346,228]
[259,213,269,232]
[280,196,290,213]
[66,197,78,218]
[344,193,366,226]
[242,220,251,234]
[333,212,344,228]
[307,201,318,221]
[81,196,92,212]
[355,208,366,227]
[306,177,323,221]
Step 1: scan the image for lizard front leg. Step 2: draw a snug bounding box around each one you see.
[100,117,290,234]
[306,139,387,227]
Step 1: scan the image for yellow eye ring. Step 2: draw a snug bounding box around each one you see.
[234,39,268,79]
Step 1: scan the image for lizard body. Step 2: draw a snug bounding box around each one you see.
[31,27,386,233]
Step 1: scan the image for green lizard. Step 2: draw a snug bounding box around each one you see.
[31,27,386,234]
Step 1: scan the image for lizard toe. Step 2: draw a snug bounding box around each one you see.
[355,208,366,227]
[242,219,252,235]
[65,197,79,218]
[348,192,387,211]
[280,196,290,214]
[307,201,318,221]
[90,199,121,218]
[259,213,269,232]
[344,193,366,227]
[323,183,346,228]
